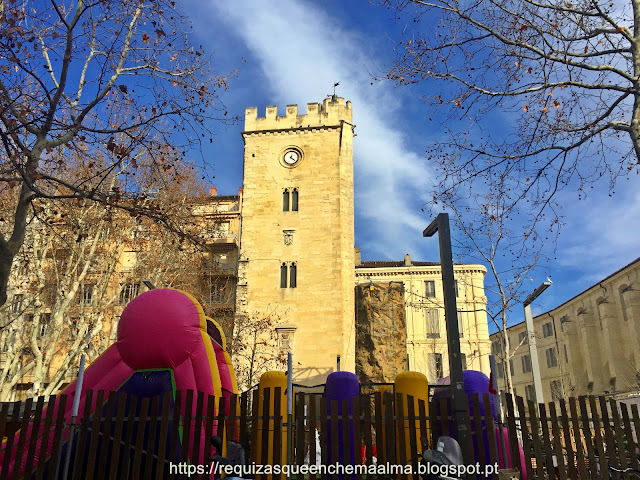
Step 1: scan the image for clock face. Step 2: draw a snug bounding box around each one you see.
[283,150,300,165]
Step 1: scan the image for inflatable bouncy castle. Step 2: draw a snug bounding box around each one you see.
[0,288,238,479]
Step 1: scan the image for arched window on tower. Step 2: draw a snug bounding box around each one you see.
[292,188,298,211]
[283,188,290,211]
[280,263,288,288]
[290,262,297,288]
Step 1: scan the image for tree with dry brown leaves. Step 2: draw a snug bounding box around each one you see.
[0,0,233,306]
[0,157,217,399]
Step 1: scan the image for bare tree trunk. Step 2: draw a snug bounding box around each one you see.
[0,241,14,308]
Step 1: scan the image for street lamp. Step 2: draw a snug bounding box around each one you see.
[523,279,552,404]
[423,213,471,463]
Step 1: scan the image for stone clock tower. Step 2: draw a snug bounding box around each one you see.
[236,97,356,386]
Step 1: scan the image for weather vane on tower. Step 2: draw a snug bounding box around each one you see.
[329,82,340,101]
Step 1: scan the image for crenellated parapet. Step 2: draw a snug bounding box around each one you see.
[244,96,352,132]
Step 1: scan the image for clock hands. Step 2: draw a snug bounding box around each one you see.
[283,148,301,165]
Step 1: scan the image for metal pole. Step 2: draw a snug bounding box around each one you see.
[489,354,508,465]
[524,304,545,404]
[423,213,470,463]
[61,354,86,479]
[286,352,293,470]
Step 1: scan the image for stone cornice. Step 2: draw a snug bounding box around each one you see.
[242,125,342,137]
[355,266,487,277]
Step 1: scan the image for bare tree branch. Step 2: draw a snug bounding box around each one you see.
[0,0,234,306]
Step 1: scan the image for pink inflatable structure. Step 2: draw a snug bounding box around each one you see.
[1,288,238,478]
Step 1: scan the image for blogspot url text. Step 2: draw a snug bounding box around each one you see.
[169,461,501,478]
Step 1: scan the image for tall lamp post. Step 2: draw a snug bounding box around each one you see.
[523,280,552,404]
[423,213,470,463]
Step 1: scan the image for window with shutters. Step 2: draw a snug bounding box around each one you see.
[431,353,444,379]
[525,385,536,402]
[119,283,140,304]
[425,281,436,298]
[426,308,440,338]
[522,354,532,373]
[76,285,94,306]
[546,347,558,368]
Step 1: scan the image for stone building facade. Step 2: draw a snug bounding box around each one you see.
[2,97,494,397]
[355,253,491,384]
[235,98,356,386]
[491,256,640,401]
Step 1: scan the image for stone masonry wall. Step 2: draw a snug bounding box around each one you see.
[355,283,408,384]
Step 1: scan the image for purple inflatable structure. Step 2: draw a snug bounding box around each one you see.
[324,371,359,479]
[434,370,527,480]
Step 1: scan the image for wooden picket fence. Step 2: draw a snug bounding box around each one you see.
[0,388,639,479]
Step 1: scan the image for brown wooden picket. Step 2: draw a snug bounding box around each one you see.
[406,394,418,478]
[383,391,395,464]
[600,396,616,469]
[295,393,304,466]
[309,395,318,480]
[145,395,161,478]
[372,391,384,466]
[591,395,610,480]
[10,397,30,480]
[0,402,9,447]
[471,394,485,468]
[259,387,270,473]
[395,392,407,479]
[121,394,140,480]
[360,396,369,467]
[526,398,544,480]
[319,396,328,480]
[485,394,499,480]
[3,388,640,479]
[557,400,574,480]
[569,397,588,480]
[610,398,626,471]
[550,402,567,480]
[418,398,427,451]
[621,402,639,471]
[1,398,20,480]
[22,396,44,478]
[631,403,640,468]
[353,396,362,480]
[273,387,282,480]
[48,394,67,480]
[96,391,117,480]
[154,392,172,480]
[329,399,338,467]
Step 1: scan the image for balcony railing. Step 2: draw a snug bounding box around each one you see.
[201,262,237,274]
[203,232,239,249]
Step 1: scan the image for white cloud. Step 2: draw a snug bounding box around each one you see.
[198,0,435,260]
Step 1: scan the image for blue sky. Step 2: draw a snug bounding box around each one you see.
[184,0,640,330]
